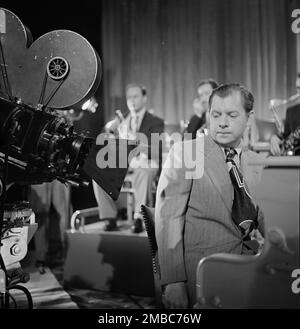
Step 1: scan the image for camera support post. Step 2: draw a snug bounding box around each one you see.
[0,137,35,308]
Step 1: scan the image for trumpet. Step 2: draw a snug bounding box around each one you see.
[270,93,300,110]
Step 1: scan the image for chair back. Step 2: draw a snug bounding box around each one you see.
[140,204,163,308]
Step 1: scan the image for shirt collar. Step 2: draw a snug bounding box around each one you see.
[221,142,243,165]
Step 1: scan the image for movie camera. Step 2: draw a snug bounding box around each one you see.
[0,8,129,307]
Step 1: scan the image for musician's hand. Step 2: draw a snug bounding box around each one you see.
[104,118,120,133]
[270,98,283,108]
[270,135,282,156]
[163,282,189,309]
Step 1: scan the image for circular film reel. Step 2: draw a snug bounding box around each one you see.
[47,57,69,80]
[0,8,102,110]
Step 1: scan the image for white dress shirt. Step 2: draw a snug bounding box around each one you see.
[118,108,146,139]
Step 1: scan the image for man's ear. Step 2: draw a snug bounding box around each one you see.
[247,110,254,128]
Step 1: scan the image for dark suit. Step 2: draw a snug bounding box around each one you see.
[138,111,164,140]
[155,135,265,306]
[185,114,206,139]
[282,104,300,155]
[135,111,165,167]
[283,104,300,139]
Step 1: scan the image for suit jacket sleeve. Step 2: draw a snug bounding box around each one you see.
[283,108,292,139]
[155,142,193,285]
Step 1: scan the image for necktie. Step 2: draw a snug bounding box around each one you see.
[225,148,258,238]
[131,115,139,134]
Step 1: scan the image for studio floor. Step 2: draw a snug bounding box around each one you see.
[15,250,155,309]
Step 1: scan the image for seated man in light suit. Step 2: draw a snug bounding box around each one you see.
[155,83,265,308]
[93,84,165,233]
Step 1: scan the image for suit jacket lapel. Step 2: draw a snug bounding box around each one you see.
[138,110,150,134]
[204,136,233,213]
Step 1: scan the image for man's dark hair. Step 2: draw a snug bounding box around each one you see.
[198,79,218,90]
[208,83,254,113]
[297,72,300,79]
[126,83,147,96]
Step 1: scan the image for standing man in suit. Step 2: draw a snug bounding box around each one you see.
[155,83,265,308]
[93,84,165,233]
[185,79,218,139]
[29,181,71,273]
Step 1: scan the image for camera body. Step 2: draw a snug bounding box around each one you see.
[0,97,93,187]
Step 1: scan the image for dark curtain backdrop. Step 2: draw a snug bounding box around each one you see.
[100,0,299,124]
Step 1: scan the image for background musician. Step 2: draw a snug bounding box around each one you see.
[93,84,165,233]
[184,79,218,139]
[270,73,300,156]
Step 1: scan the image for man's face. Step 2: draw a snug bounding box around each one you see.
[126,86,147,113]
[209,92,252,148]
[196,83,214,112]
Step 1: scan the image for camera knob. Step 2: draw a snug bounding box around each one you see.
[10,244,21,256]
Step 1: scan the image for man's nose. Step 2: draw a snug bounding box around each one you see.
[218,115,229,128]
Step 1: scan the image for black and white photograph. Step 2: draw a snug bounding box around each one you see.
[0,0,299,319]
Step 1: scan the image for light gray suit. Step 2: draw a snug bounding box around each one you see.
[155,135,265,306]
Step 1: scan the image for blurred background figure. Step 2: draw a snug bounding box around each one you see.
[29,181,71,273]
[184,79,218,139]
[93,83,165,233]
